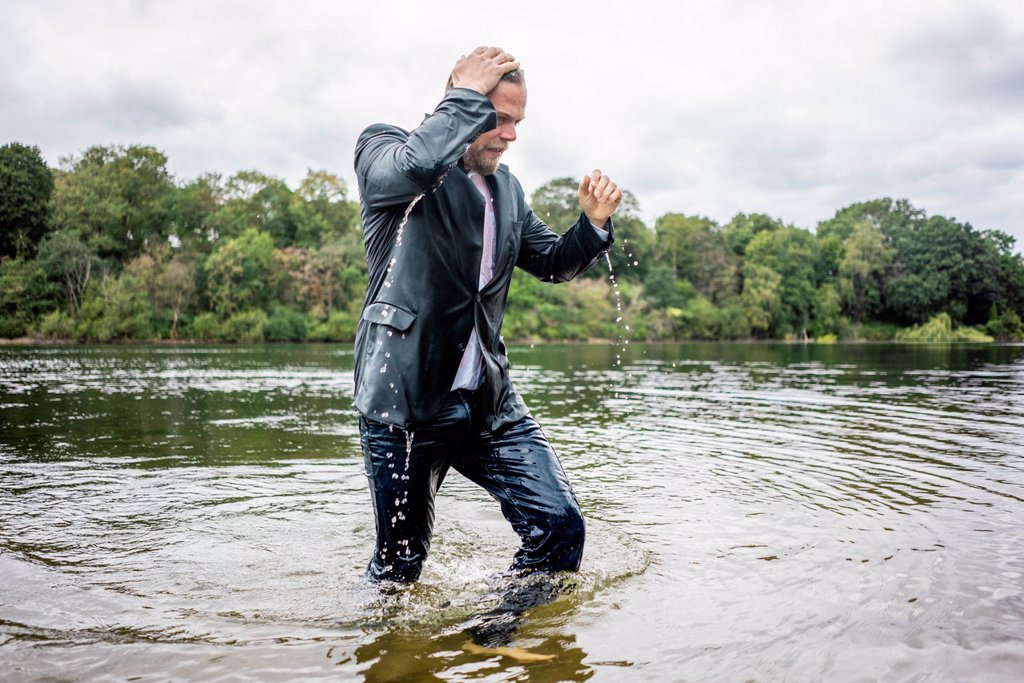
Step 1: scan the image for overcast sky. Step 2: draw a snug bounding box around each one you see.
[4,0,1023,250]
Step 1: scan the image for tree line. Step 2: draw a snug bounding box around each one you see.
[2,142,1022,344]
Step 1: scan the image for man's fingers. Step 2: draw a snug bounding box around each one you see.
[581,170,621,204]
[592,172,614,201]
[453,47,519,94]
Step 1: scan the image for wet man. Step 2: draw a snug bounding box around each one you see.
[353,47,622,582]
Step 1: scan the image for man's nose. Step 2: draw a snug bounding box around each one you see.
[499,123,517,142]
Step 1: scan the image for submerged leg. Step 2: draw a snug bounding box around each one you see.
[465,572,571,647]
[358,393,474,582]
[456,415,586,574]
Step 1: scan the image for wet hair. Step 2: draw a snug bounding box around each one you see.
[446,68,526,93]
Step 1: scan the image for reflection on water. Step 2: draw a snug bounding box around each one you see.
[2,343,1023,681]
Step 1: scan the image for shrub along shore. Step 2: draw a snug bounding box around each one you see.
[2,143,1022,344]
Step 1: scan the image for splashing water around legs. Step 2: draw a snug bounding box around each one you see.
[394,430,414,558]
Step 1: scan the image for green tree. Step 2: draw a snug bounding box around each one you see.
[678,295,718,339]
[76,272,154,341]
[290,170,358,247]
[221,308,269,342]
[884,214,975,324]
[895,312,992,342]
[0,143,54,258]
[986,231,1024,320]
[49,145,175,262]
[271,237,367,322]
[209,171,296,246]
[722,212,785,256]
[740,262,783,337]
[172,173,224,249]
[811,282,843,338]
[36,228,100,316]
[688,227,739,304]
[0,257,55,337]
[125,245,197,340]
[644,263,694,310]
[961,228,1020,326]
[654,213,717,280]
[203,227,274,316]
[817,198,922,244]
[838,219,893,322]
[266,305,308,341]
[985,308,1023,341]
[744,227,820,335]
[530,177,583,233]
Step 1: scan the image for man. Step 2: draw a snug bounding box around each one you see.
[353,46,622,583]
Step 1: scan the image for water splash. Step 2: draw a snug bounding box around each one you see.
[394,430,414,556]
[386,165,454,286]
[605,253,629,389]
[394,194,424,248]
[382,193,425,292]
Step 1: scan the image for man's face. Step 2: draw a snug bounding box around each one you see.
[463,81,527,176]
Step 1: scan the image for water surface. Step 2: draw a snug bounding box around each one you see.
[2,343,1023,681]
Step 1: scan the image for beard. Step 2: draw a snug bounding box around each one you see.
[463,140,507,176]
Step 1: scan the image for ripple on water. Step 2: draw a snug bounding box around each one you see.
[3,344,1024,681]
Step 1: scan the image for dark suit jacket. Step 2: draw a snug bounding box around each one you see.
[353,88,614,432]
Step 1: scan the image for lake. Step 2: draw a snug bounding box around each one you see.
[2,342,1023,681]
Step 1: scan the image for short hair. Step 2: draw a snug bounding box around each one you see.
[446,68,526,93]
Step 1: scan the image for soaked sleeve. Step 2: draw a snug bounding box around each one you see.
[354,89,497,209]
[514,177,615,283]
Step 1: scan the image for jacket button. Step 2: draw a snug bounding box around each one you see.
[458,343,466,352]
[475,294,482,303]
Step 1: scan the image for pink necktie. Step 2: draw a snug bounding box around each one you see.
[469,173,495,287]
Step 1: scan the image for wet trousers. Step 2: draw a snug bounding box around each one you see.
[359,389,585,582]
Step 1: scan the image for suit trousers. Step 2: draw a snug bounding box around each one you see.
[359,389,586,582]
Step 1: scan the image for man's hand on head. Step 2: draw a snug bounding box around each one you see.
[578,170,623,228]
[450,46,520,95]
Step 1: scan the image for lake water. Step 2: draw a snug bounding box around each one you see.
[2,342,1023,681]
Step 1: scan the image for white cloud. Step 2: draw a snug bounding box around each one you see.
[3,0,1022,249]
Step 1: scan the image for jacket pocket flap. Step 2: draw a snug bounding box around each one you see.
[361,302,416,331]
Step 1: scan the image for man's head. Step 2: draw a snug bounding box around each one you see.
[462,72,527,176]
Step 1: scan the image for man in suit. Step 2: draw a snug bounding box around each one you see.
[353,46,622,582]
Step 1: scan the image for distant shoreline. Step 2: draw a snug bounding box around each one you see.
[0,336,1010,347]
